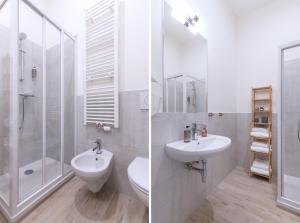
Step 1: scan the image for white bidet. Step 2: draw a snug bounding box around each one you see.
[71,149,113,193]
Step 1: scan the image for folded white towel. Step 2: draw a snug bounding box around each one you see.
[252,141,268,148]
[251,146,269,153]
[251,166,270,176]
[250,132,270,138]
[252,127,269,133]
[252,158,269,171]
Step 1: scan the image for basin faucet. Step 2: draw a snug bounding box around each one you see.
[93,139,102,154]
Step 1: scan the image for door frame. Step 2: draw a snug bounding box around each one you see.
[277,40,300,214]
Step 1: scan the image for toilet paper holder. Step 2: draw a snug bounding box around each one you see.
[96,122,111,132]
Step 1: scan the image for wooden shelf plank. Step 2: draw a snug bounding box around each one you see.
[253,99,271,102]
[253,122,271,126]
[253,86,272,91]
[254,110,271,113]
[250,170,272,178]
[250,135,271,140]
[250,150,272,155]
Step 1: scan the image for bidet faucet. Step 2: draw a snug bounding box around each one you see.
[93,139,102,154]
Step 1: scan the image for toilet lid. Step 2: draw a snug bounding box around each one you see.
[128,157,149,193]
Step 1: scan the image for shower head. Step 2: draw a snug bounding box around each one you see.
[19,32,27,41]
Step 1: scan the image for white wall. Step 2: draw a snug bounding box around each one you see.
[181,39,207,80]
[29,0,149,95]
[284,46,300,62]
[164,35,182,77]
[236,0,300,113]
[189,0,237,112]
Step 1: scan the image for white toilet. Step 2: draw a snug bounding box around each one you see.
[71,149,113,193]
[127,157,149,207]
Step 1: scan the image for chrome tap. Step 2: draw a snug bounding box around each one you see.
[92,139,102,154]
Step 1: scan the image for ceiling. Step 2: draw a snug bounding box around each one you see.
[225,0,275,17]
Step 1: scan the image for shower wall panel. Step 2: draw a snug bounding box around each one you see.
[0,23,11,204]
[63,37,75,172]
[45,43,61,162]
[0,25,10,175]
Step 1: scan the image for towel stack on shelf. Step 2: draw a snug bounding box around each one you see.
[250,158,270,176]
[250,127,270,138]
[250,141,270,153]
[249,86,272,182]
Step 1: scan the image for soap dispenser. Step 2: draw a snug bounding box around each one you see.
[184,125,191,143]
[202,125,208,137]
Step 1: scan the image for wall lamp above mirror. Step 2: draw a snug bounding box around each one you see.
[169,0,206,36]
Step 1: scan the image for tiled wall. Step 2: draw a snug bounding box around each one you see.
[152,113,237,223]
[77,90,149,197]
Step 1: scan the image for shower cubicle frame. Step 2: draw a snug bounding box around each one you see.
[165,74,206,113]
[277,40,300,214]
[0,0,78,221]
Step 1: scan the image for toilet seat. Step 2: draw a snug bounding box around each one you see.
[128,157,149,195]
[129,176,149,195]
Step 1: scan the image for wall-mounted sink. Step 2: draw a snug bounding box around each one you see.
[165,134,231,162]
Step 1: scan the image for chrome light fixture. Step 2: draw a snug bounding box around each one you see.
[170,1,206,35]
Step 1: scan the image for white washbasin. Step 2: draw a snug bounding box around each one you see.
[165,134,231,162]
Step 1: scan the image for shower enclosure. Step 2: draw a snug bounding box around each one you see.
[165,74,206,112]
[278,41,300,213]
[0,0,76,220]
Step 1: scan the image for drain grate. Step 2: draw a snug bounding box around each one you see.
[24,169,34,175]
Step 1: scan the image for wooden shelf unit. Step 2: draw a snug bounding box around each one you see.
[249,86,272,182]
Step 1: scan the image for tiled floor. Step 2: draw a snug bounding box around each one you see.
[0,177,148,223]
[186,167,300,223]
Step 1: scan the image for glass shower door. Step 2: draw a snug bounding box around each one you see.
[45,20,62,185]
[63,34,75,174]
[281,44,300,204]
[18,0,43,201]
[0,0,11,204]
[16,0,76,205]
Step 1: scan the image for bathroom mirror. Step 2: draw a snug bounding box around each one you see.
[162,1,208,113]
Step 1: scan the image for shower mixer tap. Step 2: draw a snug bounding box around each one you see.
[18,93,35,131]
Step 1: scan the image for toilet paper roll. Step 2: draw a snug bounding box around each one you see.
[103,126,111,132]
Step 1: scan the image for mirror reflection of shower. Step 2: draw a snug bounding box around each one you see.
[19,32,27,82]
[165,74,206,113]
[187,81,196,106]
